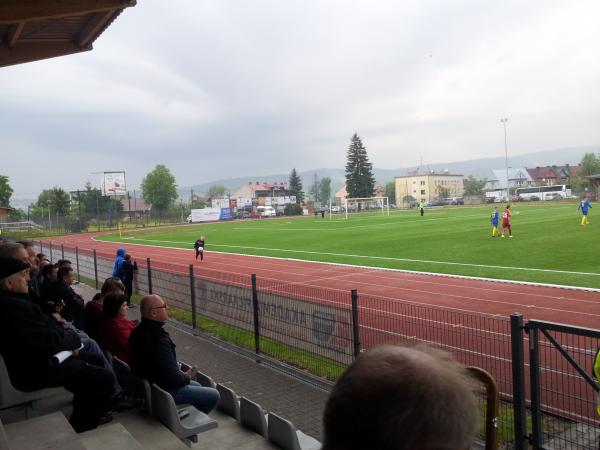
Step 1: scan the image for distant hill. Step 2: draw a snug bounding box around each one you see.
[179,145,598,197]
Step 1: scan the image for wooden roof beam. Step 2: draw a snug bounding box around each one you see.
[78,10,114,47]
[0,0,136,24]
[7,22,24,47]
[0,41,91,67]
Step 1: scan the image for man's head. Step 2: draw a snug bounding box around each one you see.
[0,241,29,263]
[140,294,169,322]
[16,241,38,269]
[41,263,58,282]
[56,259,72,269]
[322,345,478,450]
[0,257,31,294]
[57,266,75,286]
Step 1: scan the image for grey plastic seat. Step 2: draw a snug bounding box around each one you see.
[216,383,240,420]
[267,412,321,450]
[151,383,218,446]
[195,371,216,388]
[141,379,152,414]
[239,396,268,437]
[0,354,67,411]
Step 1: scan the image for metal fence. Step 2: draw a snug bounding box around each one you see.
[36,240,600,449]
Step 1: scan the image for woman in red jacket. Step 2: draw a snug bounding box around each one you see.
[99,293,137,365]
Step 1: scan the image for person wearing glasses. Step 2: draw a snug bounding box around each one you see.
[128,294,219,414]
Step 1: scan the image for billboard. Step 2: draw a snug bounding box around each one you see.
[102,172,126,196]
[190,208,221,222]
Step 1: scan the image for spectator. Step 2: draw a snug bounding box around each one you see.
[121,253,137,307]
[56,266,85,329]
[112,248,126,279]
[83,277,125,341]
[17,240,41,298]
[321,345,478,450]
[129,294,220,414]
[99,293,137,364]
[0,257,113,432]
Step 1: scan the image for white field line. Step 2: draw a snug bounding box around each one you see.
[117,236,600,278]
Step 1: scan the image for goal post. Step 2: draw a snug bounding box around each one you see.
[343,196,389,219]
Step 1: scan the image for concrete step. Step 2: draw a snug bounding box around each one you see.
[3,411,83,450]
[110,410,189,450]
[78,422,144,450]
[191,410,280,450]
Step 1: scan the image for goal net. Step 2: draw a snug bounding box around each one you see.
[342,197,389,219]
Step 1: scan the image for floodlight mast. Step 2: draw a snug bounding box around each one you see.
[501,118,509,202]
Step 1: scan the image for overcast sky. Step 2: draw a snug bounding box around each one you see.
[2,0,599,198]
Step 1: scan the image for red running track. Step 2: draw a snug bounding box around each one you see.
[44,230,600,329]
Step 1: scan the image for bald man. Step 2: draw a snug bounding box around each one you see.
[128,295,219,414]
[322,345,478,450]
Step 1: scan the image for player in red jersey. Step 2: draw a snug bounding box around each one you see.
[501,205,512,238]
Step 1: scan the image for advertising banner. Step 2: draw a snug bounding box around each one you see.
[102,172,126,196]
[219,208,234,220]
[237,197,252,207]
[211,198,230,209]
[190,208,221,222]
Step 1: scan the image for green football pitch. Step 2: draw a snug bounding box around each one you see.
[98,203,599,289]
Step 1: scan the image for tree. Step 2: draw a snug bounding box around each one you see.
[0,175,13,206]
[385,181,396,205]
[436,185,451,199]
[345,133,375,198]
[579,152,600,176]
[208,184,227,198]
[463,176,487,196]
[309,174,320,204]
[319,177,332,205]
[141,165,178,216]
[289,168,303,204]
[36,187,71,215]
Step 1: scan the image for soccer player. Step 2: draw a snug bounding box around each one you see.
[578,197,592,226]
[490,206,500,237]
[193,235,205,261]
[501,205,512,238]
[419,201,424,217]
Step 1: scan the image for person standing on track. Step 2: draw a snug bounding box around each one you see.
[578,196,591,226]
[501,205,512,238]
[193,235,205,261]
[490,206,500,237]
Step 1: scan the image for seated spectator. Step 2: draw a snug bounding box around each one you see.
[321,344,478,450]
[56,259,73,269]
[99,293,137,364]
[0,256,114,433]
[17,240,41,298]
[56,266,85,329]
[84,277,125,341]
[129,295,220,414]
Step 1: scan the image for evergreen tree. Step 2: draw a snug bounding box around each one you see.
[289,168,303,204]
[345,133,375,198]
[0,175,13,207]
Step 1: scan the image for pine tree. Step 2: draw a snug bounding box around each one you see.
[345,133,375,198]
[289,168,304,204]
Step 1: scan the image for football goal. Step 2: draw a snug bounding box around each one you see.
[342,197,390,219]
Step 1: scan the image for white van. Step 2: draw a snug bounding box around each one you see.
[257,206,276,217]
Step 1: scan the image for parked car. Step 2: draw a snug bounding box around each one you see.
[257,206,276,217]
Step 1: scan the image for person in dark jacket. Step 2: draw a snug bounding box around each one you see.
[193,236,205,261]
[56,266,85,329]
[121,254,137,307]
[0,257,114,433]
[128,294,219,413]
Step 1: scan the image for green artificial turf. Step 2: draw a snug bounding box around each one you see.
[97,203,600,289]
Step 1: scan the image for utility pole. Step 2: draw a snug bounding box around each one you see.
[501,118,509,201]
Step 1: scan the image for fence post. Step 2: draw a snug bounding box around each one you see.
[529,324,542,449]
[510,313,529,450]
[147,258,153,295]
[75,247,80,282]
[189,264,197,331]
[351,289,361,358]
[93,249,99,289]
[49,241,53,263]
[61,244,64,260]
[251,274,260,357]
[39,240,43,255]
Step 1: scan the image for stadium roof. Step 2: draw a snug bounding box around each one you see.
[0,0,136,68]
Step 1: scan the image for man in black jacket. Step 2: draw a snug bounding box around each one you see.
[0,257,114,433]
[129,294,219,413]
[56,266,85,329]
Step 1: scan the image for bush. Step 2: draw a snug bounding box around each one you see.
[284,204,303,215]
